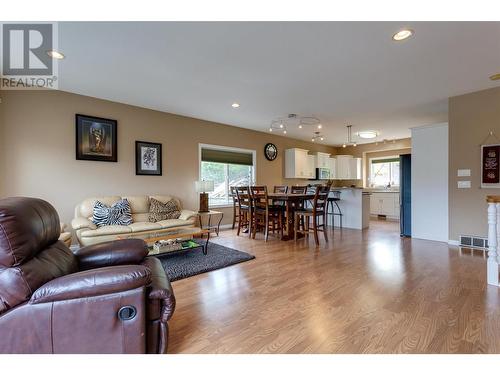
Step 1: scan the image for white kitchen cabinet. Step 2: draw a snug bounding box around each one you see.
[312,152,331,169]
[348,158,362,179]
[328,157,337,179]
[370,192,400,219]
[285,148,310,178]
[306,155,316,178]
[336,155,351,179]
[335,155,362,180]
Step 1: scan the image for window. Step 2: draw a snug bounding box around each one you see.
[199,145,255,206]
[369,157,400,188]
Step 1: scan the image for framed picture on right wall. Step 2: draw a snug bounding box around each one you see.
[481,144,500,188]
[135,141,162,176]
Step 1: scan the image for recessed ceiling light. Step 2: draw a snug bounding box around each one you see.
[392,29,414,41]
[318,124,322,129]
[490,73,500,81]
[231,103,240,108]
[47,50,65,59]
[357,130,378,139]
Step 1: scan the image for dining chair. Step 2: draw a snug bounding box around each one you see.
[230,186,239,230]
[250,186,283,241]
[290,185,308,194]
[272,185,288,231]
[294,184,330,246]
[273,185,288,194]
[235,186,252,237]
[289,185,308,228]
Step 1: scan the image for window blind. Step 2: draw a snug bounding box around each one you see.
[201,148,253,166]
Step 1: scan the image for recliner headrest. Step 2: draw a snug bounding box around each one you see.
[0,197,61,267]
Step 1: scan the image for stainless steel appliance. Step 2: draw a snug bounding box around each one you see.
[315,168,330,180]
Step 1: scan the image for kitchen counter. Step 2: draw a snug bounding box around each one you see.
[327,188,370,230]
[364,188,400,193]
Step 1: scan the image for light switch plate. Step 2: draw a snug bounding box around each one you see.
[457,169,471,177]
[458,180,471,189]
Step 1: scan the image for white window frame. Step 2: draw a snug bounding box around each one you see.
[368,155,400,188]
[198,143,257,208]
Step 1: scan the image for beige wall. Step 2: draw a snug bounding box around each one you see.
[0,90,335,226]
[331,138,412,187]
[449,86,500,241]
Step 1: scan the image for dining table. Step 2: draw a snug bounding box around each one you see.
[267,192,315,241]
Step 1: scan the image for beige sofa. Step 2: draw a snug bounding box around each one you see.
[72,195,197,246]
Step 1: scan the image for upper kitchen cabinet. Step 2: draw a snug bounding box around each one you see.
[312,152,331,169]
[335,155,362,180]
[285,148,310,178]
[348,157,362,179]
[328,157,337,179]
[306,154,316,178]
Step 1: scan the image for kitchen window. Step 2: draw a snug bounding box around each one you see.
[369,157,400,188]
[199,144,256,207]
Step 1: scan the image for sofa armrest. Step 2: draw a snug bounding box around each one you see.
[74,239,148,271]
[179,209,197,221]
[30,265,151,304]
[71,217,97,231]
[141,257,175,323]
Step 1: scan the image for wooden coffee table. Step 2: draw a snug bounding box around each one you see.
[117,226,210,256]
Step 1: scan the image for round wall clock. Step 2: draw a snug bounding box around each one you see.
[264,143,278,161]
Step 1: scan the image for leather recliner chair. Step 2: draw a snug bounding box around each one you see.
[0,197,176,354]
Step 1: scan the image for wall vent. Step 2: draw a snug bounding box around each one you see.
[459,235,488,249]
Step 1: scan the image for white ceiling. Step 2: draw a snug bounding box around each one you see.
[58,22,500,146]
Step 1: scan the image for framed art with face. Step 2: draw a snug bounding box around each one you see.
[136,141,162,176]
[75,114,117,162]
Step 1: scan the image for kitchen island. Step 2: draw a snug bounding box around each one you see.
[327,187,371,230]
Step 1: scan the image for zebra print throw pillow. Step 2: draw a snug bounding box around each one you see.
[148,198,181,222]
[92,199,133,228]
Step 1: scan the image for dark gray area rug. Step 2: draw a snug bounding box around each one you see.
[156,240,255,282]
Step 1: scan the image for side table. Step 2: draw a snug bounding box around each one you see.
[198,210,224,236]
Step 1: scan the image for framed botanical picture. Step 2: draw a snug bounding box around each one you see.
[76,114,117,162]
[136,141,162,176]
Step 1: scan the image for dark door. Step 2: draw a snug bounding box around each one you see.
[400,154,411,237]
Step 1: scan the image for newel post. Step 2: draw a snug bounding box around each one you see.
[487,197,499,286]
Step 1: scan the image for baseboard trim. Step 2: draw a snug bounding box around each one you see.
[448,240,460,246]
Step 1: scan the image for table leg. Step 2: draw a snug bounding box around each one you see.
[216,213,223,235]
[281,200,294,241]
[203,228,210,255]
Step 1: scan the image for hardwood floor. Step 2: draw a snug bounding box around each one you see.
[168,220,500,353]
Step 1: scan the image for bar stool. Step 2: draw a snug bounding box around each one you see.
[327,190,343,229]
